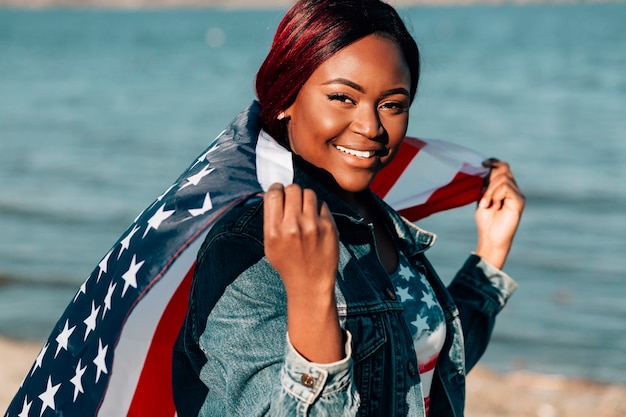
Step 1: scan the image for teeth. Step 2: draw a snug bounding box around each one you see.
[335,145,376,158]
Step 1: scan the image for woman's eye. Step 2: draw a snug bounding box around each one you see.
[380,101,409,114]
[327,94,354,105]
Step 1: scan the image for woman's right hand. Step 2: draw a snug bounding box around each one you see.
[263,183,339,294]
[264,183,344,363]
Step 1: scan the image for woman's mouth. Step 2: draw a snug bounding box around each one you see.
[335,145,385,159]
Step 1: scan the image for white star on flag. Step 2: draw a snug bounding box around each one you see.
[73,279,87,302]
[143,204,175,238]
[83,301,101,341]
[190,139,221,170]
[38,376,61,416]
[31,343,48,376]
[421,290,437,309]
[96,250,113,282]
[189,192,213,217]
[157,184,176,202]
[412,315,430,334]
[93,339,109,383]
[119,225,140,259]
[102,281,117,319]
[398,264,414,281]
[180,165,215,189]
[17,396,32,417]
[70,359,87,402]
[121,255,145,297]
[135,184,176,223]
[54,319,76,358]
[396,287,414,303]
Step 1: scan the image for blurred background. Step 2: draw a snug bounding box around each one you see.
[0,0,625,388]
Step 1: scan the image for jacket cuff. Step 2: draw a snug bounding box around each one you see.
[280,331,353,404]
[464,253,518,309]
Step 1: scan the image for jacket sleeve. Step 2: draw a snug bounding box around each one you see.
[446,254,517,372]
[191,226,359,417]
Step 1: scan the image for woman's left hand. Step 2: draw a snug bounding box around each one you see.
[474,159,525,270]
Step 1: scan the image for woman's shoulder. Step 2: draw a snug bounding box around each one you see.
[192,195,267,291]
[201,195,265,250]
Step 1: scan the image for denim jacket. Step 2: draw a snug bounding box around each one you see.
[173,141,517,417]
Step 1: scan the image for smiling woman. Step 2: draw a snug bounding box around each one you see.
[282,35,411,197]
[168,1,525,416]
[276,34,412,281]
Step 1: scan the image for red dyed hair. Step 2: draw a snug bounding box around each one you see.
[255,0,420,142]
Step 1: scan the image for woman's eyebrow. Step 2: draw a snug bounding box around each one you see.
[382,87,410,98]
[322,78,409,97]
[323,78,364,92]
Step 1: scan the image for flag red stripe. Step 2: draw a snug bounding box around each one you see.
[370,137,424,199]
[126,263,195,416]
[418,354,439,374]
[398,171,484,221]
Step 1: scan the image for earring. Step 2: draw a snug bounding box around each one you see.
[277,111,285,121]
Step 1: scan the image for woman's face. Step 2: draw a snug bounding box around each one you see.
[283,34,411,194]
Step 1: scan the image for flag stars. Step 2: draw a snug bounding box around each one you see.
[54,319,76,358]
[73,279,88,302]
[70,359,87,402]
[190,142,220,169]
[157,184,176,202]
[121,255,145,297]
[412,315,430,334]
[83,301,101,341]
[93,339,109,383]
[421,291,437,309]
[18,396,32,417]
[102,281,117,319]
[398,263,414,281]
[395,286,414,303]
[31,343,49,376]
[96,249,113,282]
[189,192,213,217]
[118,225,140,260]
[143,204,175,238]
[38,376,61,417]
[180,165,215,190]
[205,141,221,157]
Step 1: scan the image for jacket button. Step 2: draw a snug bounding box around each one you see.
[407,362,417,376]
[300,373,315,387]
[385,288,396,300]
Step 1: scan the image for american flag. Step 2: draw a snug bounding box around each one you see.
[4,102,488,417]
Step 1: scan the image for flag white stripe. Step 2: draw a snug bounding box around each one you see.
[256,130,294,191]
[383,139,487,210]
[97,235,206,416]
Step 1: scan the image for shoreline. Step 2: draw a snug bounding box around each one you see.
[2,336,625,416]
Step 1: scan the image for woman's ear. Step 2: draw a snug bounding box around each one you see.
[282,103,295,121]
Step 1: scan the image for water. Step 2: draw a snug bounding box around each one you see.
[1,4,625,384]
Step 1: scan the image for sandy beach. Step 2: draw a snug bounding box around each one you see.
[1,336,625,416]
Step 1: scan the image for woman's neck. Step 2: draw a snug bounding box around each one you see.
[293,155,367,214]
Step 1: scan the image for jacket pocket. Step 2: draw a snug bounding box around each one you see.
[342,313,386,364]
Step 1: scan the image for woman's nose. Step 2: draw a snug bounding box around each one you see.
[351,105,384,140]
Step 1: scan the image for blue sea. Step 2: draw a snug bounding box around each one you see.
[1,4,625,384]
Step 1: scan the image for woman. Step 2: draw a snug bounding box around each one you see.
[173,0,525,416]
